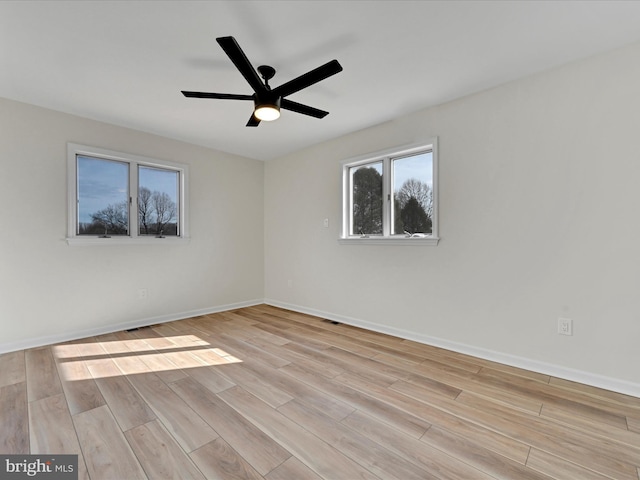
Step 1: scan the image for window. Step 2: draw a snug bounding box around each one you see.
[137,166,180,237]
[67,143,189,245]
[341,140,438,245]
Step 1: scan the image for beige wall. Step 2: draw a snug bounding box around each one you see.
[0,98,264,350]
[264,42,640,394]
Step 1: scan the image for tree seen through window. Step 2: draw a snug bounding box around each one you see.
[349,150,433,236]
[76,156,179,236]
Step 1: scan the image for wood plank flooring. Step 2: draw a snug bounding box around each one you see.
[1,304,639,479]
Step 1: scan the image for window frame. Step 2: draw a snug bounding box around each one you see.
[66,143,189,246]
[340,139,439,245]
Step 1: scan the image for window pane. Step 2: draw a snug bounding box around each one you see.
[138,166,179,236]
[350,162,383,235]
[392,152,433,235]
[77,156,129,235]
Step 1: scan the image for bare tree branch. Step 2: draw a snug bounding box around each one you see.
[90,201,128,234]
[151,191,176,234]
[138,186,152,234]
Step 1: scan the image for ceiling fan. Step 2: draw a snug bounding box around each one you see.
[181,36,343,127]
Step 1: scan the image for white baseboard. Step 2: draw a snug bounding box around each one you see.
[6,297,638,398]
[0,299,263,354]
[264,299,640,398]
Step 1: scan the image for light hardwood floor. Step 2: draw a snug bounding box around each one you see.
[1,304,639,479]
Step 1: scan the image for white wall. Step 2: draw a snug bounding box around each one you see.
[0,98,264,350]
[2,41,639,395]
[264,42,640,394]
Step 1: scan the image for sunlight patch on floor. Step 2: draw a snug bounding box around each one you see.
[52,335,242,381]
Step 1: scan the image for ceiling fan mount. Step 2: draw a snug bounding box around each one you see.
[181,36,343,127]
[257,65,276,86]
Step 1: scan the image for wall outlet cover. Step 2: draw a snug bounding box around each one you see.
[558,317,573,336]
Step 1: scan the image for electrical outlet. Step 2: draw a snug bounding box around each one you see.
[138,288,148,300]
[287,279,292,288]
[558,317,572,336]
[323,218,329,228]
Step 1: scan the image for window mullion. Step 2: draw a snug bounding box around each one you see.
[130,162,138,238]
[382,156,391,237]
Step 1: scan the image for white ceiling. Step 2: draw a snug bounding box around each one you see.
[3,1,640,161]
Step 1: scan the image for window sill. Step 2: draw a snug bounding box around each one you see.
[66,236,191,246]
[338,236,439,246]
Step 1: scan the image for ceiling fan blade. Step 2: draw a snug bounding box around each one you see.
[246,113,261,127]
[182,91,254,100]
[216,36,266,94]
[272,59,342,98]
[281,99,329,118]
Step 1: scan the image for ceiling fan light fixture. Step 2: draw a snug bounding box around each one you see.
[254,105,280,122]
[254,99,281,121]
[255,104,280,121]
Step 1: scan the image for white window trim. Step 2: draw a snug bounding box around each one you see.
[340,139,439,245]
[66,143,190,246]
